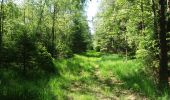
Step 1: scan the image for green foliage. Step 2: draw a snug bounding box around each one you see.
[48,51,167,99]
[1,51,169,99]
[0,0,91,68]
[0,0,91,99]
[0,68,54,100]
[35,43,56,73]
[136,49,149,59]
[94,0,155,58]
[71,18,90,53]
[93,0,160,88]
[0,0,168,99]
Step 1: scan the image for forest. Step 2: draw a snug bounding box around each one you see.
[0,0,170,100]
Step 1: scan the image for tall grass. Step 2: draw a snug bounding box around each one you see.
[0,51,169,99]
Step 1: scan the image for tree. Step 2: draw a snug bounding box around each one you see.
[0,0,4,48]
[51,2,56,57]
[71,17,89,53]
[158,0,169,89]
[0,0,90,69]
[0,0,4,65]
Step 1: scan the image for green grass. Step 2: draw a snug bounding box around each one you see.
[0,51,169,99]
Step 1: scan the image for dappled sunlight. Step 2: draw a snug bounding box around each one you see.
[1,0,170,99]
[47,51,155,99]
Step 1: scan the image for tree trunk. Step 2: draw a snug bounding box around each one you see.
[23,8,26,74]
[36,1,45,34]
[140,0,144,35]
[152,0,158,39]
[158,0,169,89]
[0,0,4,66]
[0,0,4,48]
[51,5,56,57]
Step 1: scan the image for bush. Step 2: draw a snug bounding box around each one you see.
[36,43,57,73]
[136,49,149,60]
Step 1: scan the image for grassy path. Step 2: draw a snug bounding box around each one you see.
[49,51,157,100]
[1,51,169,100]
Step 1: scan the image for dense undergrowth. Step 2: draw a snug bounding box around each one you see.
[0,51,169,100]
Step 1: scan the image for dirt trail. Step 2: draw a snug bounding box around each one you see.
[69,64,147,100]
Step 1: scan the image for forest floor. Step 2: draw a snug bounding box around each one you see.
[1,51,169,100]
[50,51,166,100]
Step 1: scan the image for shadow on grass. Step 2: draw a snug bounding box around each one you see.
[116,69,170,99]
[0,61,59,100]
[80,51,103,58]
[101,54,123,61]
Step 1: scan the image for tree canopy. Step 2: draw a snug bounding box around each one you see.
[0,0,170,99]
